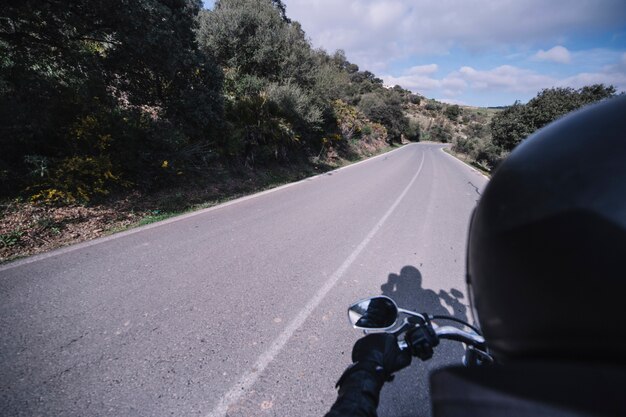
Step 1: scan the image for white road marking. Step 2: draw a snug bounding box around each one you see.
[439,146,490,180]
[204,151,426,417]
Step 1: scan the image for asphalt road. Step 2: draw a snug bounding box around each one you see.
[0,143,488,417]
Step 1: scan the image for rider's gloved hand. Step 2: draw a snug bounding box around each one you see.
[352,333,412,381]
[326,334,411,417]
[335,333,411,388]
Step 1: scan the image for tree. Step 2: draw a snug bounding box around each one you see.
[358,90,408,144]
[197,0,314,85]
[490,102,533,152]
[408,94,421,105]
[490,85,615,152]
[524,85,615,129]
[330,50,359,74]
[0,0,223,200]
[444,104,461,121]
[404,119,421,142]
[429,122,453,143]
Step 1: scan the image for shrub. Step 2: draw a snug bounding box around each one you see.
[490,84,616,152]
[266,83,323,130]
[425,102,441,111]
[0,229,25,248]
[358,91,408,143]
[403,119,421,142]
[445,104,461,121]
[453,137,478,155]
[474,141,504,170]
[29,156,122,205]
[409,94,421,105]
[429,123,453,143]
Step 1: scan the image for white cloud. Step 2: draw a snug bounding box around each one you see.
[285,0,626,71]
[407,64,439,75]
[382,64,467,93]
[534,45,572,63]
[560,71,626,90]
[365,1,406,29]
[438,98,469,105]
[441,77,468,96]
[382,73,441,91]
[456,65,556,92]
[381,52,626,103]
[385,64,558,96]
[449,62,626,95]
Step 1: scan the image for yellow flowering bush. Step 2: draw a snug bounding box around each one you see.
[30,156,123,205]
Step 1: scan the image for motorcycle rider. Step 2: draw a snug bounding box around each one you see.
[326,94,626,417]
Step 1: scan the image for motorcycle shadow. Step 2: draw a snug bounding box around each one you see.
[378,265,469,417]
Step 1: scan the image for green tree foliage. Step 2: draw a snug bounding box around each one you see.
[444,104,461,121]
[197,0,313,86]
[404,118,421,142]
[270,0,290,22]
[197,0,323,162]
[310,50,352,103]
[358,90,409,143]
[452,137,478,155]
[451,84,617,172]
[1,0,414,203]
[197,0,412,161]
[408,94,421,105]
[0,0,223,202]
[489,102,533,152]
[330,50,359,74]
[330,100,388,157]
[425,101,442,112]
[491,84,616,153]
[429,122,453,143]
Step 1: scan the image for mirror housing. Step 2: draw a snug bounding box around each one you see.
[348,296,399,331]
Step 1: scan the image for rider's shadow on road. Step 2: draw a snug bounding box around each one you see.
[378,265,469,417]
[381,265,467,321]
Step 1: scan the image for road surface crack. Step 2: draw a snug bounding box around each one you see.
[468,181,481,196]
[60,333,87,350]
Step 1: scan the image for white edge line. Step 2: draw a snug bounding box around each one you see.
[204,151,426,417]
[1,144,416,272]
[439,146,490,180]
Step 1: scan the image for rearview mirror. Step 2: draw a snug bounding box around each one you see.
[348,296,399,330]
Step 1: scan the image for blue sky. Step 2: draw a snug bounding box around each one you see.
[202,0,626,107]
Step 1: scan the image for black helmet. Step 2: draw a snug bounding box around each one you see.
[467,95,626,363]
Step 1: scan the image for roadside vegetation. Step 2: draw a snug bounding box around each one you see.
[446,85,617,171]
[0,0,618,262]
[1,0,416,262]
[398,84,617,173]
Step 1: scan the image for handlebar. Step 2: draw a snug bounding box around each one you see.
[395,319,486,352]
[348,295,492,365]
[434,325,485,347]
[396,321,492,365]
[394,315,485,348]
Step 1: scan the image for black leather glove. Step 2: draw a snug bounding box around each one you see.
[405,318,439,361]
[352,333,411,378]
[326,334,411,417]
